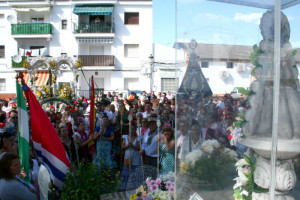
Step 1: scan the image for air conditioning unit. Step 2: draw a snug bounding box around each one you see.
[236,63,246,72]
[219,70,229,79]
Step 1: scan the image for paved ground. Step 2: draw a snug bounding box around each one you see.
[100,190,135,200]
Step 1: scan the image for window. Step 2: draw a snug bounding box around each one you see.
[226,62,233,68]
[0,79,5,91]
[61,20,67,30]
[124,78,139,90]
[161,78,177,93]
[31,18,44,24]
[0,14,4,26]
[0,46,4,58]
[124,12,139,25]
[201,62,209,68]
[30,46,44,50]
[124,44,139,58]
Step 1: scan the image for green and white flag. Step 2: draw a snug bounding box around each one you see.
[16,82,30,183]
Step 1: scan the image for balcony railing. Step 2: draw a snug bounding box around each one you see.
[78,55,114,66]
[73,22,114,34]
[11,23,52,35]
[11,56,27,68]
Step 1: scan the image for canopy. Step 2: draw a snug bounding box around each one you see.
[24,71,49,86]
[73,5,113,15]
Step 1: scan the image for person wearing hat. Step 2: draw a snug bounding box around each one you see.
[139,113,159,168]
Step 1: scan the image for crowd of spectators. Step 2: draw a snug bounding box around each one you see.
[0,90,248,199]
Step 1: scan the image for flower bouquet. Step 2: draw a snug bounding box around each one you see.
[59,84,72,100]
[49,60,57,69]
[36,85,51,100]
[180,140,238,189]
[23,58,30,68]
[76,58,83,68]
[233,154,268,200]
[130,178,174,200]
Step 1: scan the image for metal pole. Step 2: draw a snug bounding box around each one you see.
[270,1,281,200]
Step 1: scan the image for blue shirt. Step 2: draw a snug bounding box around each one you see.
[94,126,114,138]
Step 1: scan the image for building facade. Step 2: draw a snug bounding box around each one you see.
[0,0,152,98]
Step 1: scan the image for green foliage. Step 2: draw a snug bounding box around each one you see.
[250,67,256,76]
[234,154,269,200]
[233,188,243,199]
[236,87,253,96]
[293,49,297,56]
[60,161,121,200]
[250,44,262,68]
[187,153,236,190]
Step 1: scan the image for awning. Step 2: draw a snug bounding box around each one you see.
[73,5,113,15]
[12,7,50,12]
[23,71,49,86]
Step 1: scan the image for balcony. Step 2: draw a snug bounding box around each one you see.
[73,22,115,43]
[11,56,27,68]
[11,23,52,39]
[78,55,115,67]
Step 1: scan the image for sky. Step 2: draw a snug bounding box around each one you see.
[153,0,300,48]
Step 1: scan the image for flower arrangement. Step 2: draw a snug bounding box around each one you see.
[180,140,238,189]
[76,58,83,68]
[233,154,268,200]
[23,58,30,68]
[49,60,57,69]
[76,74,79,83]
[36,85,51,100]
[228,111,246,146]
[58,84,72,100]
[130,178,174,200]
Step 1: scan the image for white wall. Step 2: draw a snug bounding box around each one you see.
[113,4,152,69]
[201,62,252,94]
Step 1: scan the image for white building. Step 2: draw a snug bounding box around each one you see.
[174,42,300,95]
[0,0,152,99]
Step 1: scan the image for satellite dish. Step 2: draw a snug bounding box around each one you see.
[7,15,16,23]
[13,55,22,63]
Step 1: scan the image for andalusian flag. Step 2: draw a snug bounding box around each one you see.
[16,82,30,183]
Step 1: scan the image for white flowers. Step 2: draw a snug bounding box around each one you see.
[223,147,238,160]
[230,126,243,146]
[185,149,203,167]
[233,156,252,199]
[201,139,219,154]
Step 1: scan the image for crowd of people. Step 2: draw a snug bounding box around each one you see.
[0,89,248,199]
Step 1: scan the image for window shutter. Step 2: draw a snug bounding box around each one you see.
[125,13,139,25]
[0,46,4,58]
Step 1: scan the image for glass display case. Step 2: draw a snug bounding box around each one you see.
[173,1,300,199]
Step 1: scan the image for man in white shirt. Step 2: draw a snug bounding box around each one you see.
[166,91,172,100]
[140,114,159,168]
[139,91,148,106]
[107,104,117,124]
[176,120,189,166]
[142,102,154,119]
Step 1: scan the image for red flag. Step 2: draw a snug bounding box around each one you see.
[89,76,95,135]
[24,85,71,188]
[88,76,95,152]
